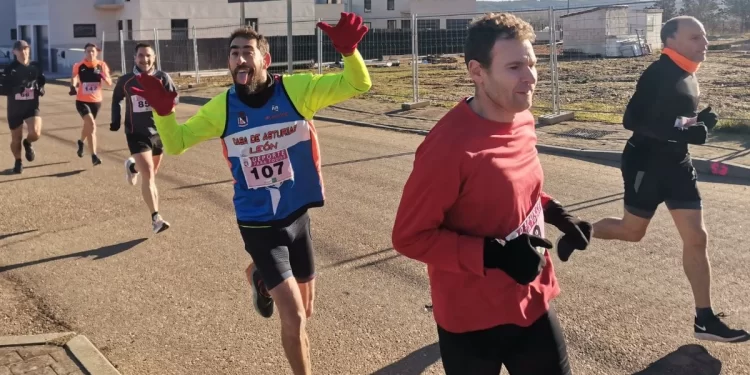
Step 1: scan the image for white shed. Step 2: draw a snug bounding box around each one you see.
[628,8,664,51]
[560,5,632,56]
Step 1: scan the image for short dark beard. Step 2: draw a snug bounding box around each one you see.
[235,69,269,94]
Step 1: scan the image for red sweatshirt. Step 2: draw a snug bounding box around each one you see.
[392,98,560,334]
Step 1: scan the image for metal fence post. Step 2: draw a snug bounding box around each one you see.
[411,13,418,103]
[154,28,162,71]
[192,26,200,84]
[101,31,106,58]
[548,7,559,114]
[317,18,322,75]
[119,30,125,74]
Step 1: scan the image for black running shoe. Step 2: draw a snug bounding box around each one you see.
[77,140,84,158]
[694,312,750,343]
[251,268,274,318]
[12,159,22,174]
[23,139,35,162]
[92,154,102,166]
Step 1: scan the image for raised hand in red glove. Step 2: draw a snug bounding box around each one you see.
[317,12,369,56]
[131,73,177,116]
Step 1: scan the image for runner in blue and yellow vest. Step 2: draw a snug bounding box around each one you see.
[132,12,370,375]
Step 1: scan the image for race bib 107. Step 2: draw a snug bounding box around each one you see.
[241,149,294,189]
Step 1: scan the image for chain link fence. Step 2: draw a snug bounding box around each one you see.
[100,4,750,125]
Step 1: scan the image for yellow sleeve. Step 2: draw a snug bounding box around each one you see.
[282,50,372,119]
[153,91,228,155]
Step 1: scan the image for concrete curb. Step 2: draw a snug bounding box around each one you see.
[0,332,121,375]
[314,115,750,182]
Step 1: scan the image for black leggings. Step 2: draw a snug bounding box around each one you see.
[437,307,571,375]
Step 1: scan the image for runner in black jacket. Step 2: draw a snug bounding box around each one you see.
[577,16,749,343]
[111,42,177,234]
[0,40,45,174]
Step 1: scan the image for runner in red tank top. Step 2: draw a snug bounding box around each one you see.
[392,13,593,375]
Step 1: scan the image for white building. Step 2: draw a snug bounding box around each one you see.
[10,0,344,71]
[560,5,660,57]
[343,0,478,30]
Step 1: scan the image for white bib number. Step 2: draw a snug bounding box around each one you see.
[241,149,294,189]
[503,199,546,255]
[14,87,34,101]
[131,95,152,113]
[82,82,100,94]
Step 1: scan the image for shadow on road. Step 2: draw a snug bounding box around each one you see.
[371,342,441,375]
[179,96,211,106]
[0,229,38,241]
[0,169,84,182]
[23,161,70,170]
[322,247,395,270]
[174,179,232,190]
[323,152,414,168]
[632,344,721,375]
[0,238,148,273]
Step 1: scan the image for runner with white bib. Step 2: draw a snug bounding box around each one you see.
[111,42,176,234]
[69,43,112,166]
[0,40,46,174]
[391,13,592,375]
[130,14,371,375]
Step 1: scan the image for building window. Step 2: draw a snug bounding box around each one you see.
[10,28,16,40]
[364,0,371,12]
[446,19,471,30]
[387,0,394,10]
[73,24,97,38]
[387,20,397,30]
[401,19,411,30]
[127,19,133,40]
[245,18,259,31]
[171,19,188,40]
[417,19,440,30]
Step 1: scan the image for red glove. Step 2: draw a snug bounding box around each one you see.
[317,12,368,55]
[131,73,177,116]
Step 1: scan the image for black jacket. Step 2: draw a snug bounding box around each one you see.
[623,54,704,157]
[0,59,45,114]
[111,67,177,136]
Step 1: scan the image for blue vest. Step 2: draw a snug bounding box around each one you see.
[221,77,324,226]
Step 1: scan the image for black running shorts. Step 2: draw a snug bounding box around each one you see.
[75,100,101,119]
[621,141,702,219]
[437,307,571,375]
[238,211,315,291]
[7,107,40,130]
[126,133,163,156]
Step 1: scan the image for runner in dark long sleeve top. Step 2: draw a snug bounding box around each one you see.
[589,15,749,344]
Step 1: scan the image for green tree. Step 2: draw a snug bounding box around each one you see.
[680,0,722,29]
[654,0,678,20]
[724,0,750,32]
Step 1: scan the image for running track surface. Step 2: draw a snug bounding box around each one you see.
[1,84,748,375]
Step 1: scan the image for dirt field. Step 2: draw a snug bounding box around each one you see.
[168,42,750,130]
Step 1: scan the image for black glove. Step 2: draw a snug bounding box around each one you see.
[69,85,77,96]
[110,122,120,132]
[36,86,45,97]
[697,106,718,130]
[483,234,552,285]
[544,200,593,262]
[684,124,708,145]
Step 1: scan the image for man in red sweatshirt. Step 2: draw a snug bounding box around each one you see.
[392,13,592,375]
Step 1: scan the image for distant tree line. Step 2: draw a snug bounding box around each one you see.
[655,0,750,33]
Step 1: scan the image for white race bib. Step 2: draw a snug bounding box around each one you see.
[241,149,294,189]
[82,82,100,94]
[131,94,152,113]
[502,198,546,255]
[14,87,34,101]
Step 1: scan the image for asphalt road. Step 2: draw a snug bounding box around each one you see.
[1,84,749,375]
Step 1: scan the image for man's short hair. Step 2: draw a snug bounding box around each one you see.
[12,40,29,50]
[135,42,153,54]
[464,12,536,68]
[84,43,98,50]
[661,16,698,45]
[228,27,269,55]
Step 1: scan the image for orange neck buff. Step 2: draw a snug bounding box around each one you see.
[662,47,700,73]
